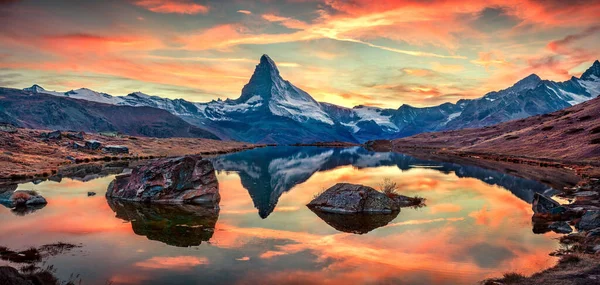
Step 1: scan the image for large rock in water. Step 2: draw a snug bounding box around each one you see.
[307,183,404,214]
[106,155,219,204]
[532,193,563,214]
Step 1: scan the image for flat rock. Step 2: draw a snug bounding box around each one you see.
[307,183,418,214]
[106,155,220,205]
[103,145,128,154]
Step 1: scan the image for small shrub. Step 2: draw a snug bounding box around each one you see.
[578,115,592,121]
[379,178,399,197]
[501,272,525,283]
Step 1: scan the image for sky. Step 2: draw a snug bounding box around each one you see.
[0,0,599,108]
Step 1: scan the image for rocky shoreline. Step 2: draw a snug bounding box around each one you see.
[368,142,600,284]
[0,127,263,182]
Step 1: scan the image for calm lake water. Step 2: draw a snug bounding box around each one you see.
[0,146,562,284]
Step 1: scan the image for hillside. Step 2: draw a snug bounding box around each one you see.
[0,88,219,139]
[385,96,600,162]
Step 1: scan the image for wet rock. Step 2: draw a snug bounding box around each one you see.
[532,193,563,214]
[102,145,128,154]
[548,221,572,234]
[106,155,220,204]
[9,190,47,207]
[309,208,399,234]
[85,140,102,150]
[108,199,219,247]
[577,210,600,231]
[307,183,422,214]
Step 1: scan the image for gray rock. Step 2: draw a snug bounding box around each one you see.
[578,210,600,231]
[0,123,17,134]
[85,140,102,150]
[532,193,562,214]
[72,142,85,149]
[548,221,572,234]
[66,131,85,140]
[41,130,62,140]
[106,155,219,205]
[103,145,128,154]
[0,190,47,208]
[307,183,417,214]
[574,191,599,197]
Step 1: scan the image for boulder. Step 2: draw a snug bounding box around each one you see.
[577,210,600,231]
[9,190,47,207]
[106,155,220,204]
[307,183,417,214]
[72,142,85,149]
[0,123,17,134]
[85,140,102,150]
[0,266,31,285]
[40,130,62,140]
[532,193,563,214]
[103,145,128,154]
[66,131,85,140]
[548,221,572,234]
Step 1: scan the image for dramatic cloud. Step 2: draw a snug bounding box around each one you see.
[133,0,209,14]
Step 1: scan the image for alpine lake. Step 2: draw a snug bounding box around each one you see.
[0,146,574,284]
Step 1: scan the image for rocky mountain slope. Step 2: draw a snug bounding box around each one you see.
[14,56,600,144]
[386,95,600,162]
[0,88,219,139]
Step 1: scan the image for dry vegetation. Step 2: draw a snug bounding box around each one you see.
[0,128,262,178]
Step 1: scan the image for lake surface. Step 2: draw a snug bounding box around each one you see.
[0,146,562,284]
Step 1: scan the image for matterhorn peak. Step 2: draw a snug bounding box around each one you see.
[581,59,600,80]
[237,54,285,102]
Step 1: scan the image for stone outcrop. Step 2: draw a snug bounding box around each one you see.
[106,155,219,205]
[578,210,600,231]
[307,183,422,214]
[103,145,128,154]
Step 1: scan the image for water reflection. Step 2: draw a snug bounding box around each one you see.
[212,146,553,218]
[0,147,566,284]
[309,209,400,234]
[107,199,219,247]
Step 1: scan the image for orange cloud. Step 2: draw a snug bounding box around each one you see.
[133,0,209,14]
[135,256,209,270]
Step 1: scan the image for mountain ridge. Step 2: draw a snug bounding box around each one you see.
[13,55,600,144]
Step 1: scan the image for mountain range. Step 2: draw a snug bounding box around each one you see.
[5,55,600,143]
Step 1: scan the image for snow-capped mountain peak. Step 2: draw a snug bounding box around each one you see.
[581,60,600,81]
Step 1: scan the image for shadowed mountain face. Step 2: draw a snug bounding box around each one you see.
[0,87,219,139]
[211,146,556,218]
[17,57,600,144]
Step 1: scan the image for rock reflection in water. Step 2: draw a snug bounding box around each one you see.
[310,208,400,234]
[107,199,219,247]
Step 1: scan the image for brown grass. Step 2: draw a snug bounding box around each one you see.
[378,178,399,197]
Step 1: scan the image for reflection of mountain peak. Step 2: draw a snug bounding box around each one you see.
[212,147,555,218]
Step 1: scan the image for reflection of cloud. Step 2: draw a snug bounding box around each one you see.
[430,203,463,214]
[135,256,209,270]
